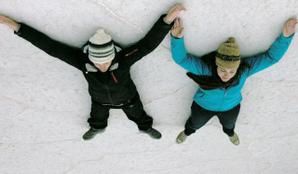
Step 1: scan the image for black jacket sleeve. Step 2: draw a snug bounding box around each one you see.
[15,23,85,70]
[119,14,173,66]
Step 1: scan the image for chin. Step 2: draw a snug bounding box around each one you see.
[97,68,108,72]
[221,78,230,82]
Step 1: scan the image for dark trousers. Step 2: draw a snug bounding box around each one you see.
[184,102,241,136]
[87,94,153,131]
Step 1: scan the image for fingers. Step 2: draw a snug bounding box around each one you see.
[171,18,184,38]
[282,17,297,37]
[164,3,186,24]
[177,18,183,27]
[174,4,186,12]
[287,18,298,24]
[173,19,178,28]
[288,18,297,27]
[173,18,182,30]
[173,18,178,28]
[170,3,186,13]
[0,15,6,23]
[0,15,20,31]
[179,27,184,35]
[0,15,12,24]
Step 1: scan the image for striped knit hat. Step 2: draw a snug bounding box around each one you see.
[88,29,115,64]
[216,37,241,69]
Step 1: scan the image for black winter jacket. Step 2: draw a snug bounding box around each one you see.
[15,15,172,105]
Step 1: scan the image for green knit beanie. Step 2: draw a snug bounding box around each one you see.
[216,37,241,69]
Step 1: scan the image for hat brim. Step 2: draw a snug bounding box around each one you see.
[215,57,240,69]
[89,53,115,64]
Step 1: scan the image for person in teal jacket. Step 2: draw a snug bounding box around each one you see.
[171,17,297,145]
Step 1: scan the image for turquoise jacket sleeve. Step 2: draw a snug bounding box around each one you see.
[170,36,205,75]
[245,33,294,76]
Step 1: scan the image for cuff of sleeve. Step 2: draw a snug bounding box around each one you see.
[161,14,175,27]
[280,33,294,41]
[14,23,24,35]
[171,34,183,40]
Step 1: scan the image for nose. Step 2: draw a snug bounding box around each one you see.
[223,73,229,78]
[100,65,108,70]
[94,64,108,72]
[99,64,106,69]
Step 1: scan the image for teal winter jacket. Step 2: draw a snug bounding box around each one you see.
[171,34,294,111]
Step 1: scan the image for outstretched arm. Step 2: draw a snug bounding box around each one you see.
[120,4,185,66]
[246,17,297,76]
[170,18,206,75]
[0,15,84,70]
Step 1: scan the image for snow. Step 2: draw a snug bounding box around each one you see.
[0,0,298,173]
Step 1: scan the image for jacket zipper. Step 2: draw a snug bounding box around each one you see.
[111,72,118,83]
[224,88,228,97]
[104,84,114,104]
[219,88,228,111]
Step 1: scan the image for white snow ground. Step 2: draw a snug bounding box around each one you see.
[0,0,298,174]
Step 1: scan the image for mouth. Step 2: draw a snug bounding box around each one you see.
[221,77,230,81]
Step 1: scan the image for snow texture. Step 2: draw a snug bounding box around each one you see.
[0,0,298,174]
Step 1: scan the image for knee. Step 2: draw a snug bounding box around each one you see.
[186,119,206,130]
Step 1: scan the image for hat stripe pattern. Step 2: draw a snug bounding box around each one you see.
[88,43,114,58]
[89,44,115,54]
[88,29,115,64]
[216,52,241,61]
[215,37,241,69]
[89,50,115,58]
[88,40,114,48]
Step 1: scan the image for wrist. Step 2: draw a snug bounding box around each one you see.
[281,32,294,38]
[163,16,172,25]
[170,33,182,39]
[14,23,21,32]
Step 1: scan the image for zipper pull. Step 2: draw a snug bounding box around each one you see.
[111,72,118,83]
[224,90,227,96]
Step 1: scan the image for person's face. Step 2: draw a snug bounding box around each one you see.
[216,66,238,82]
[94,61,112,72]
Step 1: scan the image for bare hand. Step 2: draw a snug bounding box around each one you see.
[171,18,184,38]
[0,15,20,32]
[163,3,186,24]
[283,17,297,37]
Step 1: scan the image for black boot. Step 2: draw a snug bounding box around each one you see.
[82,128,105,140]
[143,127,162,139]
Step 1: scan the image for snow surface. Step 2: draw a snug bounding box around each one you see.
[0,0,298,174]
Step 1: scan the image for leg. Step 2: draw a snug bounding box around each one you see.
[217,104,241,136]
[122,94,161,139]
[87,99,110,129]
[184,102,215,135]
[83,100,110,140]
[122,94,153,131]
[176,102,215,144]
[217,104,241,145]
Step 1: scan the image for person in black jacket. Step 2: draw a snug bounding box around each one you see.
[0,4,185,140]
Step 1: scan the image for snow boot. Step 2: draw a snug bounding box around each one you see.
[176,130,187,144]
[82,127,105,140]
[228,132,240,145]
[143,127,162,139]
